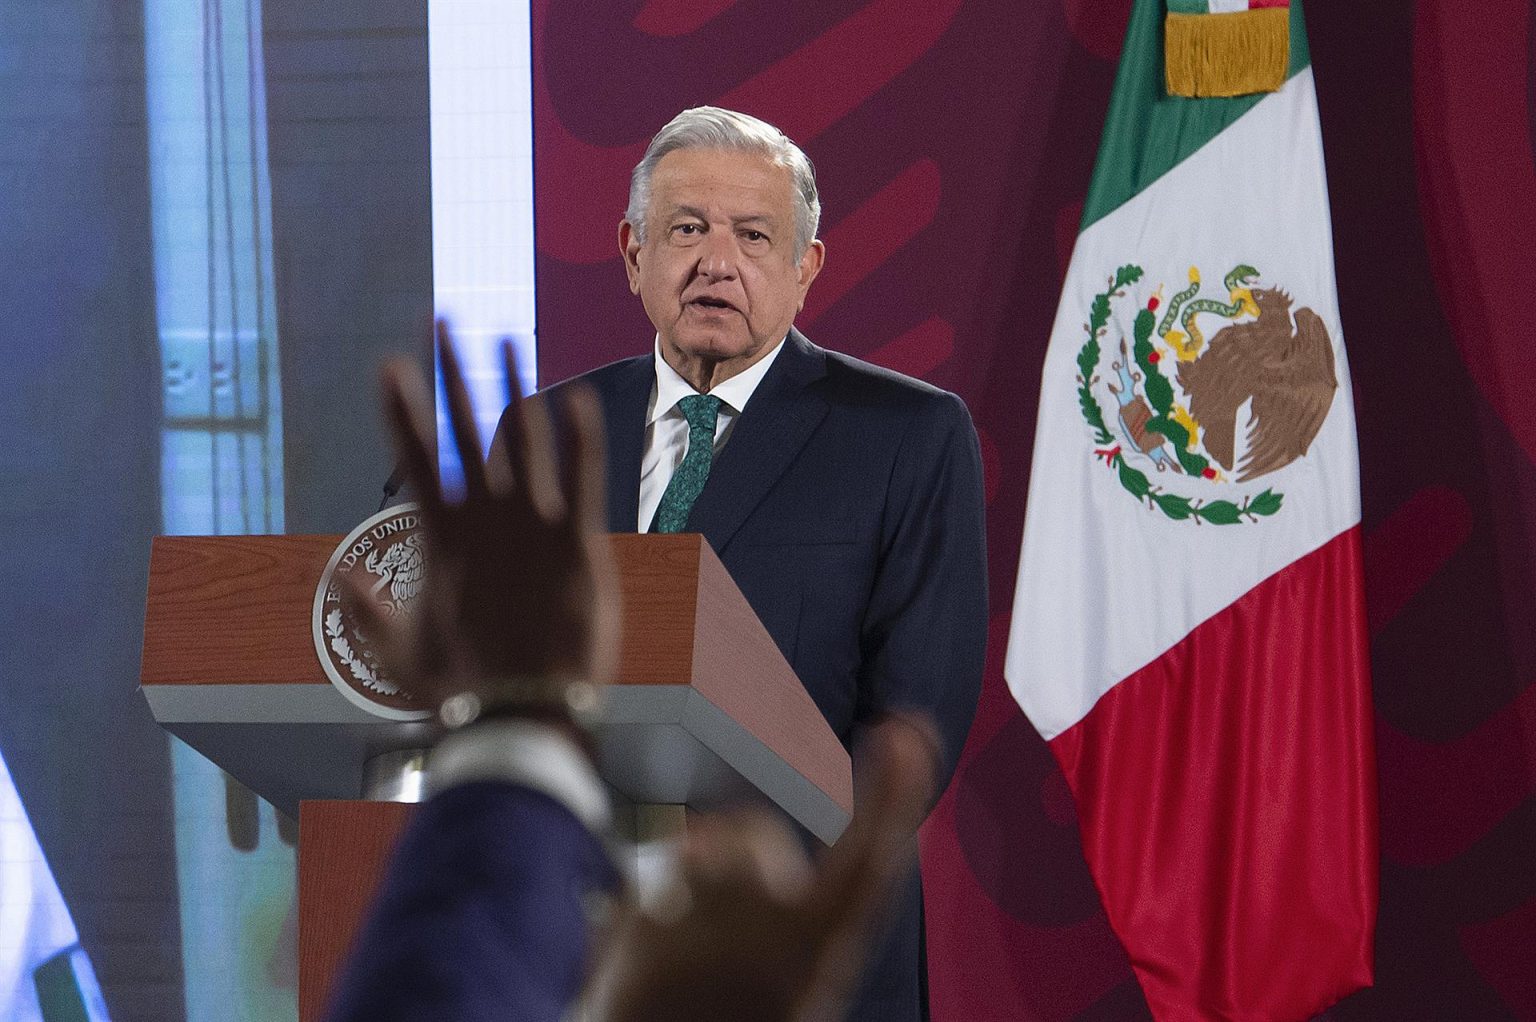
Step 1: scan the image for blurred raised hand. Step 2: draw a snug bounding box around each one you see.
[346,320,618,713]
[588,715,938,1022]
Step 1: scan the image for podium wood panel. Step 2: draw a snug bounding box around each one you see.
[142,533,334,686]
[145,532,766,689]
[297,801,413,1022]
[143,532,849,831]
[691,547,848,809]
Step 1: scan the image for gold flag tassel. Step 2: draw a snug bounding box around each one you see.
[1165,8,1289,98]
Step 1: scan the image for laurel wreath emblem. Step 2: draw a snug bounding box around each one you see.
[1076,265,1283,525]
[325,606,398,694]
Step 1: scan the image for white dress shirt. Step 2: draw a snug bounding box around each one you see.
[637,336,787,532]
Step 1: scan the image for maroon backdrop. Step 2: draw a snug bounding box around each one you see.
[531,1,1536,1018]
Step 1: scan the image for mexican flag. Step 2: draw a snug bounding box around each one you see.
[1004,1,1378,1019]
[0,751,111,1022]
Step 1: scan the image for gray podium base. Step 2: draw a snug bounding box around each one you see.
[145,682,849,845]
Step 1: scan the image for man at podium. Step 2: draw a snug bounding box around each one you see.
[327,335,946,1022]
[526,106,989,1022]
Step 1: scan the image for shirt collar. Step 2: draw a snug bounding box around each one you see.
[647,334,787,425]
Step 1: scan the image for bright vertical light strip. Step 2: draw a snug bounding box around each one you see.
[428,0,539,485]
[145,2,294,1020]
[146,0,283,537]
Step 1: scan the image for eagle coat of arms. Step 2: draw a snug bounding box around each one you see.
[311,504,431,719]
[1075,264,1338,524]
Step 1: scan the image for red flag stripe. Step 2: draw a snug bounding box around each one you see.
[1050,527,1376,1021]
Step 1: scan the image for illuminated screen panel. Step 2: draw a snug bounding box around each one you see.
[147,0,283,538]
[429,0,539,485]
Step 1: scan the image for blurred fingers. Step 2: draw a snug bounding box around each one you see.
[436,322,488,498]
[519,392,564,521]
[337,570,405,679]
[380,359,444,522]
[679,812,811,906]
[485,340,561,519]
[560,383,608,535]
[563,384,617,683]
[488,340,528,498]
[485,409,514,495]
[499,337,527,404]
[806,715,938,934]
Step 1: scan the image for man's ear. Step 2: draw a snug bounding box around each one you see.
[796,239,826,305]
[619,220,643,295]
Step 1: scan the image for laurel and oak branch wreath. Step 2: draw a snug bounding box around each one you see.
[326,605,386,692]
[1077,265,1283,525]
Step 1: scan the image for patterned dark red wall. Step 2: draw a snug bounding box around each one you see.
[532,1,1536,1018]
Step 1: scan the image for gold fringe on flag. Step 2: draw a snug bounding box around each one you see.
[1165,8,1290,98]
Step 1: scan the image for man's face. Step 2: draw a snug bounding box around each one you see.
[620,147,824,389]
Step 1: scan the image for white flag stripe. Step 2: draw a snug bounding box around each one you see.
[1007,69,1360,740]
[1207,0,1254,13]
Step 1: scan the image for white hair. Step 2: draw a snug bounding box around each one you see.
[625,106,821,259]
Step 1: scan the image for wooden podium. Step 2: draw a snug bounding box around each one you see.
[140,532,851,1021]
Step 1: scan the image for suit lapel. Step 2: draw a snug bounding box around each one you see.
[685,330,828,554]
[596,356,652,533]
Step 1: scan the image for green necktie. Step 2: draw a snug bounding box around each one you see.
[651,394,722,533]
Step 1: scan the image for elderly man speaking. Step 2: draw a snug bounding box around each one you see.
[538,106,988,1021]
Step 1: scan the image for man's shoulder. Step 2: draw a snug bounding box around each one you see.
[819,346,944,398]
[542,353,652,396]
[807,340,971,427]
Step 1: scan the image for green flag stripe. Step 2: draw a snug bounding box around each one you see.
[1166,0,1210,13]
[1079,0,1312,232]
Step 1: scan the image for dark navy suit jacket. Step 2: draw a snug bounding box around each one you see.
[557,329,989,1021]
[324,781,618,1022]
[328,332,986,1022]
